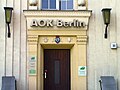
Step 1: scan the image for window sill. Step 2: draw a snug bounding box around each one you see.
[23,10,92,17]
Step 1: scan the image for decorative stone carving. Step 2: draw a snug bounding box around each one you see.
[28,35,38,45]
[78,0,86,6]
[76,36,87,44]
[29,0,38,10]
[78,0,87,10]
[44,37,48,43]
[29,0,37,6]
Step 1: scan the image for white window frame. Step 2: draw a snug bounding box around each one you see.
[56,0,59,10]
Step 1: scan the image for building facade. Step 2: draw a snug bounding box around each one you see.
[0,0,120,90]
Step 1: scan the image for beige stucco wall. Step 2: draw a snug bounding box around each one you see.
[88,0,120,90]
[0,0,120,90]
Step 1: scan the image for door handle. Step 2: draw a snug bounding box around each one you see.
[45,72,47,78]
[45,70,47,79]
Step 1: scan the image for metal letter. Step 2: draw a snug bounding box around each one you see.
[47,20,53,27]
[30,19,38,27]
[63,22,69,28]
[38,20,46,27]
[57,20,63,27]
[81,22,86,27]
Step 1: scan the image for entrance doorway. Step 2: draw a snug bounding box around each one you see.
[44,49,70,90]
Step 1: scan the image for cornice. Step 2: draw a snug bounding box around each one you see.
[23,10,92,17]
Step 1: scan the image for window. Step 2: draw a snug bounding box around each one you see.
[42,0,57,10]
[41,0,73,10]
[60,0,73,10]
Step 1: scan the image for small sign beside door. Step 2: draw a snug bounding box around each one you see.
[78,66,87,76]
[29,56,36,75]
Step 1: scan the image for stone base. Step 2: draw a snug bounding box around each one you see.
[78,6,87,10]
[29,6,38,10]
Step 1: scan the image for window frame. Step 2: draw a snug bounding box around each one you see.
[60,0,74,10]
[41,0,59,10]
[41,0,74,10]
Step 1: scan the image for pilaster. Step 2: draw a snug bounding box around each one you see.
[76,35,87,90]
[27,35,38,90]
[77,35,88,45]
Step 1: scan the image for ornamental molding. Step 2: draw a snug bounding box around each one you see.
[76,35,87,43]
[28,35,38,45]
[23,10,92,17]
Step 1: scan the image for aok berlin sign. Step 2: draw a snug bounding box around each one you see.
[30,19,86,28]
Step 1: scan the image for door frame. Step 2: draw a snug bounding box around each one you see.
[38,44,73,90]
[35,34,87,90]
[28,35,87,90]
